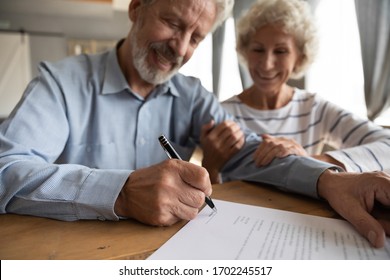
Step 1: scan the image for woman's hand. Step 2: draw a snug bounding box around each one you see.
[254,134,308,166]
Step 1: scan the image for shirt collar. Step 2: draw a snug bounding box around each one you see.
[101,41,180,99]
[101,46,130,95]
[157,79,180,98]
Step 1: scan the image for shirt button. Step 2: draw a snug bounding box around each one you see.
[139,138,146,145]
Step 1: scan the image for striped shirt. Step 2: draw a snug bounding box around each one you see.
[222,88,390,173]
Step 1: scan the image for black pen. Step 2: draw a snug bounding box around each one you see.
[158,134,217,212]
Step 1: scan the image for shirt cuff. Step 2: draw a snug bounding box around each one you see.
[325,151,354,172]
[74,169,131,221]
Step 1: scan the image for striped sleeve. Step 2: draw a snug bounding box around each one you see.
[322,100,390,173]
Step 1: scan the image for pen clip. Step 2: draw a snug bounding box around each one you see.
[158,134,182,160]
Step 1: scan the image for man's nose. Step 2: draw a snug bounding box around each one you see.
[169,33,191,58]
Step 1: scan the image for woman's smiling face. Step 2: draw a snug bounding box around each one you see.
[245,24,302,94]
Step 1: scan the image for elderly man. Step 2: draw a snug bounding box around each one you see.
[0,0,389,248]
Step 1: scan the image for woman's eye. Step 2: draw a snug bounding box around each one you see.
[275,49,288,54]
[253,48,264,53]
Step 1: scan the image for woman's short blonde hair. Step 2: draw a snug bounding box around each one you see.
[236,0,318,79]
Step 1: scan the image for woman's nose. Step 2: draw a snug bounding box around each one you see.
[259,53,275,70]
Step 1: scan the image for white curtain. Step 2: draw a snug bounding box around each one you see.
[355,0,390,120]
[212,0,256,96]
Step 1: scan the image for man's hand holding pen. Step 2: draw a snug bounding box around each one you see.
[114,160,213,226]
[159,134,217,212]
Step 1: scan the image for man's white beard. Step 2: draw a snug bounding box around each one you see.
[131,35,183,85]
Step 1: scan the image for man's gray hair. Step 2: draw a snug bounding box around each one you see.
[139,0,234,33]
[212,0,234,32]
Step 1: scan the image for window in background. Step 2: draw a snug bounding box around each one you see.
[179,34,213,92]
[67,39,116,56]
[376,109,390,127]
[0,32,31,119]
[217,17,243,101]
[179,17,242,100]
[306,0,367,119]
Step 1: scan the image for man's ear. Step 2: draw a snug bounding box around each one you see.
[129,0,142,22]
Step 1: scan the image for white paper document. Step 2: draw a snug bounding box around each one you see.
[148,200,390,260]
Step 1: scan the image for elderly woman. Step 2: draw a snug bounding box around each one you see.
[201,0,390,183]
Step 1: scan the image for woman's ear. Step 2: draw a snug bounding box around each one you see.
[294,53,304,73]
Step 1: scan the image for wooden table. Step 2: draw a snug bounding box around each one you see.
[0,181,338,260]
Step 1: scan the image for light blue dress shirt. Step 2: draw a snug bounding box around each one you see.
[0,47,334,221]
